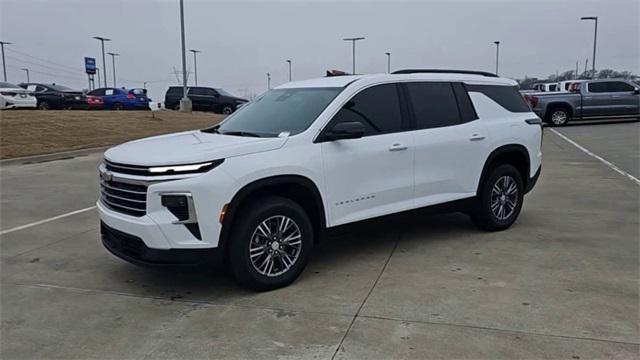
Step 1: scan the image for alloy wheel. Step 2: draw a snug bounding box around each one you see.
[490,175,518,221]
[551,110,567,125]
[249,215,302,277]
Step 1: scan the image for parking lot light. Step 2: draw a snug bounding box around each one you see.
[189,49,201,86]
[493,41,500,76]
[21,68,29,82]
[581,16,598,78]
[93,36,111,87]
[178,0,191,112]
[343,37,365,74]
[0,41,11,82]
[107,52,119,88]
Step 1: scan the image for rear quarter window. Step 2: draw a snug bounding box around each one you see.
[466,84,531,113]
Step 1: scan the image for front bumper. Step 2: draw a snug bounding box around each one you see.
[525,165,541,194]
[101,222,218,266]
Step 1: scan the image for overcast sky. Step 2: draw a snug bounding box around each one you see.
[1,0,638,99]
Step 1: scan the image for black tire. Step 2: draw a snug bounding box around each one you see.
[545,107,570,126]
[112,102,124,111]
[470,164,524,231]
[229,196,313,291]
[38,101,49,110]
[173,103,181,111]
[222,105,234,115]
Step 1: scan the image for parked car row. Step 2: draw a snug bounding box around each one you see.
[0,82,152,111]
[524,79,640,126]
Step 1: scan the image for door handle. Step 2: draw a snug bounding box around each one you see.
[469,134,485,141]
[388,144,408,152]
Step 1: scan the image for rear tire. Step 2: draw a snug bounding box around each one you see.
[546,107,569,126]
[229,196,313,291]
[222,105,234,115]
[470,164,524,231]
[112,102,123,111]
[38,101,49,110]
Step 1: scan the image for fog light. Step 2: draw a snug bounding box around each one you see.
[160,193,196,224]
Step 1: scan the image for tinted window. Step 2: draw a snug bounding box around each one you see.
[453,83,478,122]
[406,82,460,129]
[88,89,105,96]
[330,84,402,136]
[203,88,218,96]
[48,84,73,91]
[588,82,608,93]
[166,87,185,96]
[216,87,341,136]
[608,81,634,92]
[188,87,206,95]
[466,84,530,112]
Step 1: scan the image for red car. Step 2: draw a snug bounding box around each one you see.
[87,95,104,110]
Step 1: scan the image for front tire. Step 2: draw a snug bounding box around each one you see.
[112,102,124,111]
[546,107,569,126]
[471,164,524,231]
[229,196,313,291]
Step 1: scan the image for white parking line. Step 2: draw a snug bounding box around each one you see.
[0,206,96,236]
[550,128,640,186]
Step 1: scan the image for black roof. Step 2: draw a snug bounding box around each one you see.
[392,69,498,78]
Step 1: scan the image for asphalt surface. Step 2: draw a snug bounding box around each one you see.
[1,123,639,359]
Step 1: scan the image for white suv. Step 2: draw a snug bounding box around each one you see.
[98,70,542,290]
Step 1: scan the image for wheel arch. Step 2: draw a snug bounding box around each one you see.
[218,175,327,257]
[477,144,531,195]
[545,102,574,117]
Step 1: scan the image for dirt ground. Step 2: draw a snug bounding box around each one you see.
[0,110,224,159]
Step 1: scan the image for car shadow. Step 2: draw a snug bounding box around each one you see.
[105,210,479,300]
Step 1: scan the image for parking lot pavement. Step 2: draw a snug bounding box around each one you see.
[552,120,639,179]
[1,124,639,359]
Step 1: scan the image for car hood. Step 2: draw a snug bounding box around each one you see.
[104,130,287,166]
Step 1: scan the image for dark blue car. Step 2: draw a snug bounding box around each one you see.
[87,87,150,110]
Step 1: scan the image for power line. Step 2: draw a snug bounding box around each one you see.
[6,64,85,81]
[5,55,82,76]
[6,47,81,72]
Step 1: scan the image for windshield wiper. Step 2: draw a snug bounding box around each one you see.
[220,130,263,138]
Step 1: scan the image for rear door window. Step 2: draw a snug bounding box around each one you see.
[105,89,115,96]
[607,82,634,92]
[405,82,461,129]
[466,84,531,112]
[330,84,402,136]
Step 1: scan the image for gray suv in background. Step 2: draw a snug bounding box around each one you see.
[524,79,640,126]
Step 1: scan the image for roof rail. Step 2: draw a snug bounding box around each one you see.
[326,69,350,77]
[392,69,499,78]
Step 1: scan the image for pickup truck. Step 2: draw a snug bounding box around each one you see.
[524,79,640,126]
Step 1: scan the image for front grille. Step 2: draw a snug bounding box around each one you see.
[100,179,147,217]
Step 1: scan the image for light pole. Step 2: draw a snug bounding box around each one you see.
[581,16,598,78]
[21,68,29,82]
[493,41,500,76]
[266,72,271,90]
[286,60,292,82]
[96,67,101,88]
[0,41,11,82]
[343,37,365,74]
[107,52,119,87]
[178,0,191,112]
[93,36,111,87]
[189,49,200,86]
[385,52,391,73]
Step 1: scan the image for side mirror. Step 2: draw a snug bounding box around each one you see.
[325,121,365,141]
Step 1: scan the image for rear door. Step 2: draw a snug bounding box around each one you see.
[188,87,207,111]
[607,81,639,116]
[582,81,619,117]
[407,82,489,207]
[320,83,414,226]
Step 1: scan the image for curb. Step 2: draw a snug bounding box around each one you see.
[0,146,108,166]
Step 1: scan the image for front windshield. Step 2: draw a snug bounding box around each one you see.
[216,87,341,137]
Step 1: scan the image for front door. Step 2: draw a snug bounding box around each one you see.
[320,83,414,226]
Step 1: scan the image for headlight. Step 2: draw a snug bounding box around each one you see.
[148,160,223,174]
